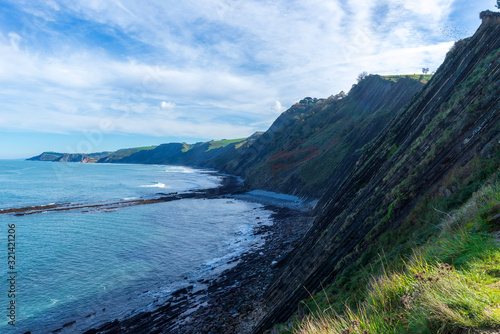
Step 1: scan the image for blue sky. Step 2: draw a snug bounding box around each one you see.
[0,0,496,158]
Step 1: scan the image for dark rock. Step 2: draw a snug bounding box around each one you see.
[62,321,76,327]
[488,213,500,225]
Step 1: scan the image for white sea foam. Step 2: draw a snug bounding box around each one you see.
[164,166,195,174]
[139,182,167,188]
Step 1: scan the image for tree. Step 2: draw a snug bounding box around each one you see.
[357,71,368,83]
[496,0,500,9]
[422,68,429,74]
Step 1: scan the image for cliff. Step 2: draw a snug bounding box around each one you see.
[220,75,426,198]
[253,15,500,332]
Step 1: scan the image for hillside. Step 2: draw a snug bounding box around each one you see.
[253,12,500,333]
[27,135,260,166]
[28,147,156,163]
[99,132,262,166]
[293,180,500,333]
[221,74,426,198]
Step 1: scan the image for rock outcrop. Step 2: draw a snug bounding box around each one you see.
[220,75,426,198]
[253,14,500,333]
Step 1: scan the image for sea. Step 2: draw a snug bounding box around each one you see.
[0,160,279,333]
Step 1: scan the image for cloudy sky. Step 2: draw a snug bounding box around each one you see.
[0,0,495,158]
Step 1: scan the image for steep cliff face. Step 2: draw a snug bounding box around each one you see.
[222,75,425,198]
[254,17,500,332]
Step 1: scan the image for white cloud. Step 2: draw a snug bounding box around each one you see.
[271,101,285,115]
[8,32,21,51]
[402,0,455,19]
[160,101,175,110]
[0,0,481,150]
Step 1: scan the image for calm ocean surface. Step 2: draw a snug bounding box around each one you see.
[0,160,273,333]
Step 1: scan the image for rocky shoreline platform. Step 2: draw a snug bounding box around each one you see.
[1,173,244,217]
[81,206,313,334]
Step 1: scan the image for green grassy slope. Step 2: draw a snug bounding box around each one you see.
[208,138,248,151]
[382,74,433,84]
[278,155,500,334]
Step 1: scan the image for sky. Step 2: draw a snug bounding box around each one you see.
[0,0,496,159]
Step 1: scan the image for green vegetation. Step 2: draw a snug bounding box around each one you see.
[382,74,433,84]
[269,146,500,333]
[280,178,500,333]
[114,146,156,154]
[207,138,247,151]
[236,74,426,197]
[181,143,192,153]
[41,152,64,159]
[102,146,156,160]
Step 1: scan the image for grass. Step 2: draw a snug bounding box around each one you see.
[289,181,500,334]
[207,138,247,151]
[104,146,157,159]
[382,74,433,84]
[41,152,64,158]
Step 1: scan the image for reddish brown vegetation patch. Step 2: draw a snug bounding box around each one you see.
[269,146,322,173]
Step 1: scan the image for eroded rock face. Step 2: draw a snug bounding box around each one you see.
[253,18,500,333]
[221,75,425,198]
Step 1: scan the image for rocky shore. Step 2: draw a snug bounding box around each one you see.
[82,204,313,334]
[8,173,314,334]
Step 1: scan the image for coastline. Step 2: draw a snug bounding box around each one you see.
[80,190,314,333]
[6,168,315,334]
[0,173,243,216]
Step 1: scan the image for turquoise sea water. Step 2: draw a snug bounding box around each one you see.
[0,160,272,333]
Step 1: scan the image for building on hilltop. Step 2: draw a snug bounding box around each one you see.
[480,10,500,24]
